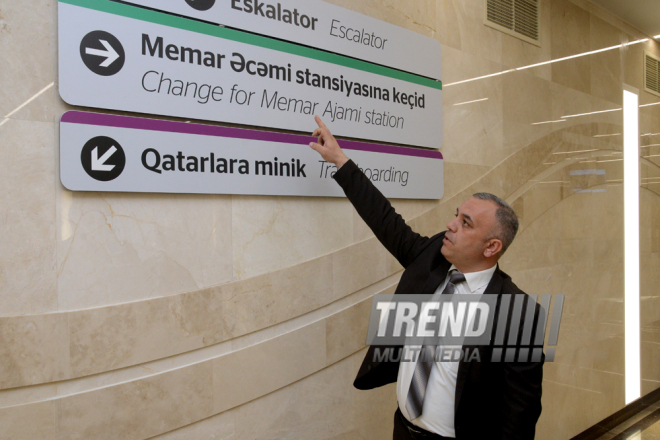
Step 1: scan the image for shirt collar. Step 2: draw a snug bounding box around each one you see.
[448,264,497,293]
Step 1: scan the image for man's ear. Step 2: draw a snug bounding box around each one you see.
[483,239,503,258]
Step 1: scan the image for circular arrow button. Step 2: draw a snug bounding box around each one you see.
[185,0,215,11]
[81,136,126,181]
[80,31,125,76]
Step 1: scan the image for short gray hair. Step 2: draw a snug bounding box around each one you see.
[472,193,519,255]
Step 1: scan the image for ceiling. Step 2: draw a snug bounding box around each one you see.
[589,0,660,38]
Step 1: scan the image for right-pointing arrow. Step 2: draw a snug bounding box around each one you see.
[91,146,117,171]
[85,40,120,67]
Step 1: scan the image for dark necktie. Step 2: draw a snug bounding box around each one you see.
[405,269,466,420]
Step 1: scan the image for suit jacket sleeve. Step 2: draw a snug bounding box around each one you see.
[333,159,430,268]
[501,301,544,440]
[501,359,543,440]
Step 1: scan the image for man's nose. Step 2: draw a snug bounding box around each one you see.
[446,217,457,231]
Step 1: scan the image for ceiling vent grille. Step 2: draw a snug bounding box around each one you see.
[645,51,660,97]
[484,0,540,47]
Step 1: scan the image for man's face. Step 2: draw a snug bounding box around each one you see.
[441,197,499,266]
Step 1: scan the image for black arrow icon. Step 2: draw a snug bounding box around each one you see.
[185,0,216,11]
[81,136,126,181]
[80,31,125,76]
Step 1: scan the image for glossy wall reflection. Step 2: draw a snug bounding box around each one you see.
[0,0,659,439]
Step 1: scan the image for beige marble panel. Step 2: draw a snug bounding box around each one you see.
[435,0,461,51]
[8,85,71,126]
[222,255,334,338]
[8,248,395,387]
[444,106,504,165]
[507,193,622,345]
[550,0,592,95]
[641,190,660,252]
[332,237,398,298]
[569,0,648,41]
[537,372,623,440]
[213,321,327,413]
[550,81,595,123]
[640,111,660,143]
[645,39,660,59]
[640,190,660,392]
[479,140,558,201]
[350,347,398,440]
[68,288,224,378]
[230,348,354,440]
[0,400,59,440]
[441,44,504,86]
[66,254,339,379]
[623,39,651,93]
[510,184,563,232]
[442,0,502,65]
[502,71,554,159]
[504,169,627,439]
[0,272,401,403]
[59,361,214,440]
[500,0,552,80]
[503,70,552,126]
[350,209,373,243]
[389,200,439,226]
[0,0,57,121]
[0,379,59,410]
[231,195,353,280]
[0,313,70,390]
[0,119,58,316]
[152,350,388,440]
[353,199,438,242]
[590,17,624,106]
[57,191,233,310]
[326,296,376,365]
[327,432,363,440]
[442,162,492,202]
[641,326,660,386]
[148,410,235,440]
[443,71,504,167]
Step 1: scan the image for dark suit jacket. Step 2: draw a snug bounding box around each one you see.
[333,160,543,440]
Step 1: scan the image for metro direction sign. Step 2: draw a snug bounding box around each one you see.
[120,0,443,80]
[58,0,442,148]
[60,111,445,199]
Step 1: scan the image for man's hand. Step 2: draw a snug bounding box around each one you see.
[309,115,349,169]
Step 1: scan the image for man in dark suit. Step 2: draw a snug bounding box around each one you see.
[309,116,543,440]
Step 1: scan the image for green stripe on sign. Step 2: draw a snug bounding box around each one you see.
[59,0,442,90]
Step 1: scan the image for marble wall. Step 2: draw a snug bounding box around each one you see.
[1,0,659,439]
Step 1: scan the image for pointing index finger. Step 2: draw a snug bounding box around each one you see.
[314,115,327,129]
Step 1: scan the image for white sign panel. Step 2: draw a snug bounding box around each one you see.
[58,0,442,149]
[60,111,445,199]
[120,0,442,80]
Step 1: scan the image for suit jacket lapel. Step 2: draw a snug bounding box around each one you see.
[418,257,452,296]
[454,265,504,415]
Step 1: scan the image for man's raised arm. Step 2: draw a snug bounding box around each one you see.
[309,116,431,268]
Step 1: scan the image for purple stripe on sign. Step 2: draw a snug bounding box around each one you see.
[61,111,443,159]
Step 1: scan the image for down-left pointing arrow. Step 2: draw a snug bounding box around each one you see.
[81,136,126,182]
[91,145,117,171]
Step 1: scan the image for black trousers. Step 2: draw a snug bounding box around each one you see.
[393,408,452,440]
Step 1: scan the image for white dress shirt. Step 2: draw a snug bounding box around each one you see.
[396,263,497,437]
